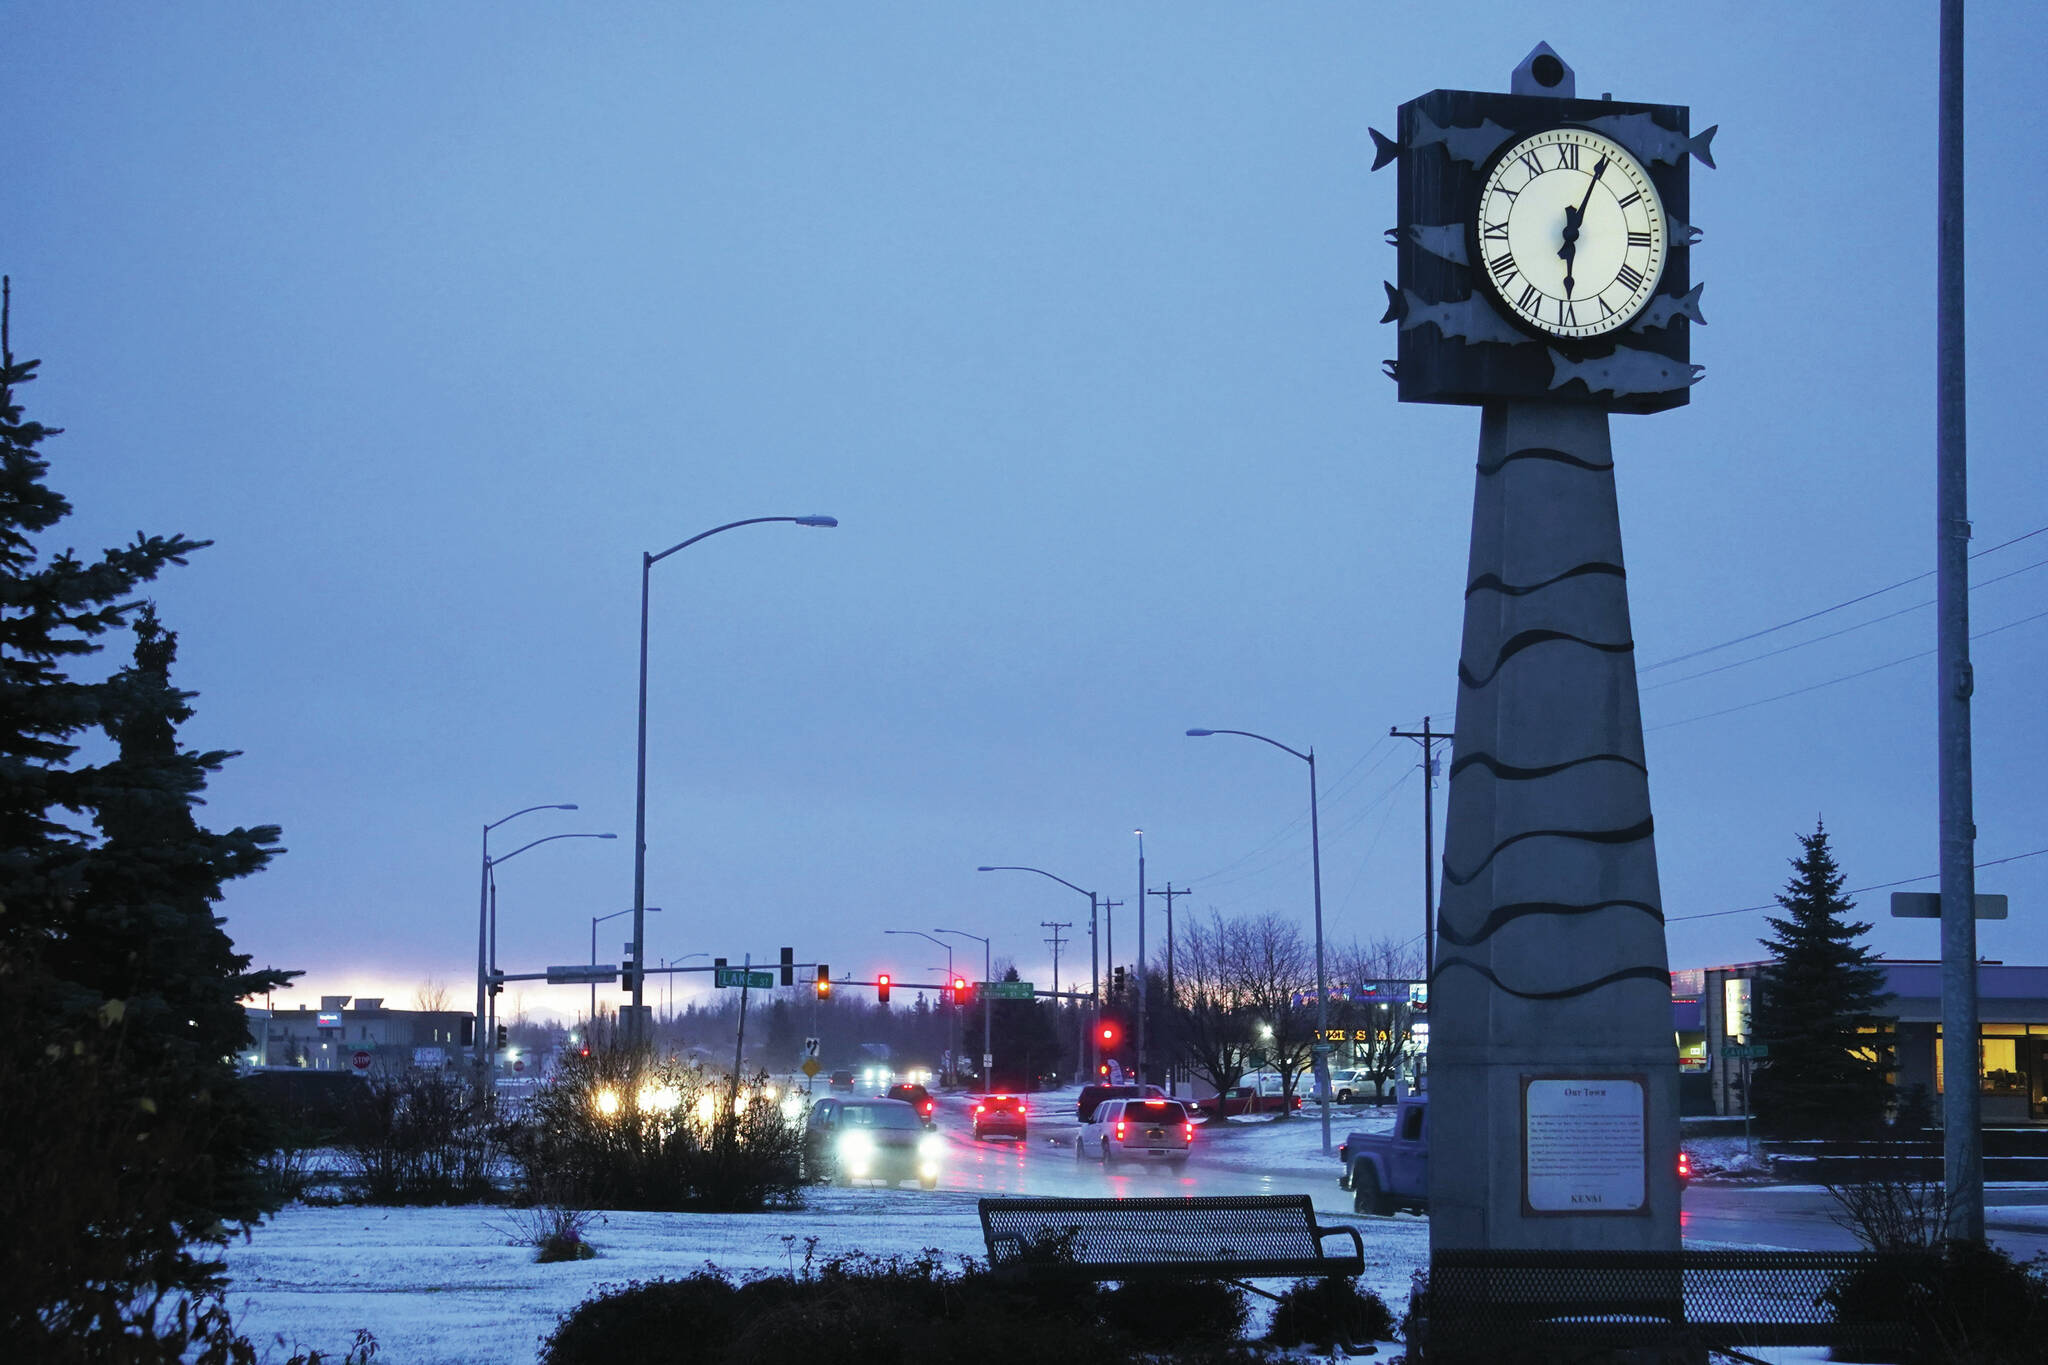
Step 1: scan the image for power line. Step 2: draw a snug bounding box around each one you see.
[1639,523,2047,674]
[1643,555,2048,694]
[1645,606,2048,733]
[1666,847,2048,924]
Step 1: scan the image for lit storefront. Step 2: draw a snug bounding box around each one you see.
[1674,961,2048,1122]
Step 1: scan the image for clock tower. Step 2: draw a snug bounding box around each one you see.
[1374,44,1712,1261]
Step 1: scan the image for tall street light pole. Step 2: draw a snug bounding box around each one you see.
[631,514,837,1043]
[1187,727,1333,1152]
[485,829,616,1061]
[1135,829,1148,1086]
[886,929,955,1086]
[977,866,1102,1078]
[592,905,662,1025]
[936,928,992,1087]
[478,804,579,1066]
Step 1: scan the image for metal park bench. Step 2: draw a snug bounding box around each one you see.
[979,1194,1365,1295]
[1418,1248,1942,1360]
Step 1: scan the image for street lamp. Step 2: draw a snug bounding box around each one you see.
[631,514,838,1042]
[886,929,955,1086]
[477,804,579,1065]
[591,906,663,1025]
[935,928,991,1089]
[484,830,616,1063]
[977,866,1101,1080]
[1187,726,1333,1152]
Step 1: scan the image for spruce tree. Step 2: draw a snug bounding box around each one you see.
[1749,819,1892,1136]
[0,281,291,1357]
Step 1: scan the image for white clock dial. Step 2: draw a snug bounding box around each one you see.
[1474,127,1667,339]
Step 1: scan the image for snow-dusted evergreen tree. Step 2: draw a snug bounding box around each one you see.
[1750,819,1892,1135]
[0,281,290,1358]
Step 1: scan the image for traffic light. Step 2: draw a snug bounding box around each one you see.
[621,948,636,995]
[495,1024,508,1049]
[876,973,892,1004]
[780,946,795,987]
[815,964,832,999]
[1113,965,1126,997]
[952,976,972,1006]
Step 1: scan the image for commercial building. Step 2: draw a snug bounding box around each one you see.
[1673,961,2048,1123]
[248,994,475,1074]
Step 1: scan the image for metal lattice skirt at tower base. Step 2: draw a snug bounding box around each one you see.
[1422,1248,1941,1357]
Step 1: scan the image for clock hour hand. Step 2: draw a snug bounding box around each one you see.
[1556,154,1609,298]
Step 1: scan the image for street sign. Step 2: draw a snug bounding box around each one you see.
[350,1050,372,1072]
[545,964,619,984]
[1722,1043,1770,1060]
[715,968,775,989]
[801,1058,821,1077]
[1890,892,2008,919]
[985,981,1034,1000]
[982,1053,994,1071]
[803,1037,821,1058]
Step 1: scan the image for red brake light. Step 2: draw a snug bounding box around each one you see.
[974,1103,985,1114]
[1018,1103,1027,1115]
[1678,1151,1692,1180]
[1184,1122,1194,1140]
[1115,1120,1126,1140]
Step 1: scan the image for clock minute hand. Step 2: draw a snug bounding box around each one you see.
[1557,154,1609,298]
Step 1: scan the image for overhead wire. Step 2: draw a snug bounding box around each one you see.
[1665,847,2048,924]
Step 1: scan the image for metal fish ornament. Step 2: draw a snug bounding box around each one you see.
[1401,291,1529,347]
[1582,113,1718,169]
[1409,110,1515,167]
[1407,223,1470,267]
[1548,348,1706,396]
[1627,283,1707,333]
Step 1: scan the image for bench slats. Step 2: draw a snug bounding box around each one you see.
[980,1194,1364,1281]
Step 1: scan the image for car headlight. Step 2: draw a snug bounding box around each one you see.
[838,1130,874,1168]
[919,1132,943,1161]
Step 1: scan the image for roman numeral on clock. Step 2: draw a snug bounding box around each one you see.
[1617,264,1645,291]
[1517,282,1538,312]
[1627,231,1652,248]
[1519,151,1543,177]
[1616,190,1642,209]
[1482,221,1508,242]
[1489,253,1516,281]
[1560,300,1577,327]
[1556,142,1579,170]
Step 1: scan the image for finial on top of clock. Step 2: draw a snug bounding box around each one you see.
[1512,44,1574,98]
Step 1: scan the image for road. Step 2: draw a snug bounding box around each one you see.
[918,1088,2048,1258]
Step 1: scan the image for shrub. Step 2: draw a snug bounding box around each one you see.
[494,1203,600,1263]
[341,1068,502,1204]
[1826,1240,2048,1365]
[1098,1277,1246,1348]
[506,1042,803,1212]
[1266,1275,1397,1350]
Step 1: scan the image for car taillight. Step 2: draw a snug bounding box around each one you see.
[974,1103,985,1114]
[1115,1120,1126,1141]
[1678,1151,1692,1180]
[1183,1122,1194,1141]
[1018,1103,1027,1115]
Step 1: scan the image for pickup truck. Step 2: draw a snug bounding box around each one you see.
[1189,1084,1303,1119]
[1336,1090,1427,1214]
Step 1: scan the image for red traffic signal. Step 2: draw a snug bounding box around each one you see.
[876,973,892,1004]
[1099,1021,1120,1046]
[952,976,971,1004]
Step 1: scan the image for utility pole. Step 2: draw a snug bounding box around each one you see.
[1135,831,1148,1086]
[1148,884,1189,1003]
[1040,922,1070,997]
[1148,883,1188,1089]
[1391,717,1452,982]
[1101,898,1122,1000]
[1935,0,1982,1243]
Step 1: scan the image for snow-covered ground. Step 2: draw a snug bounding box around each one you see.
[221,1100,1859,1364]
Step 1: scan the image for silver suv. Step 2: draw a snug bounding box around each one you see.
[1076,1096,1193,1169]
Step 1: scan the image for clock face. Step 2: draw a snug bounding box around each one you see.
[1473,127,1667,340]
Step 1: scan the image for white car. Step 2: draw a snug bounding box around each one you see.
[1076,1096,1193,1169]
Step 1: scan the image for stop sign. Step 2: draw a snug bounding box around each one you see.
[350,1050,371,1072]
[513,1058,526,1072]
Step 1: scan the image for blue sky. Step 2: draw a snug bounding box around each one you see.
[8,3,2043,1023]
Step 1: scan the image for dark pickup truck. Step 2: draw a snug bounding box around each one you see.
[1336,1090,1427,1214]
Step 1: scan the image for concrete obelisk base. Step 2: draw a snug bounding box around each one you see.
[1428,400,1680,1255]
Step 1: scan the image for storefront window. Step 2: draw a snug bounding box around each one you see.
[1934,1029,2032,1095]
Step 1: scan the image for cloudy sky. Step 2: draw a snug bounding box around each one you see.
[9,3,2043,1024]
